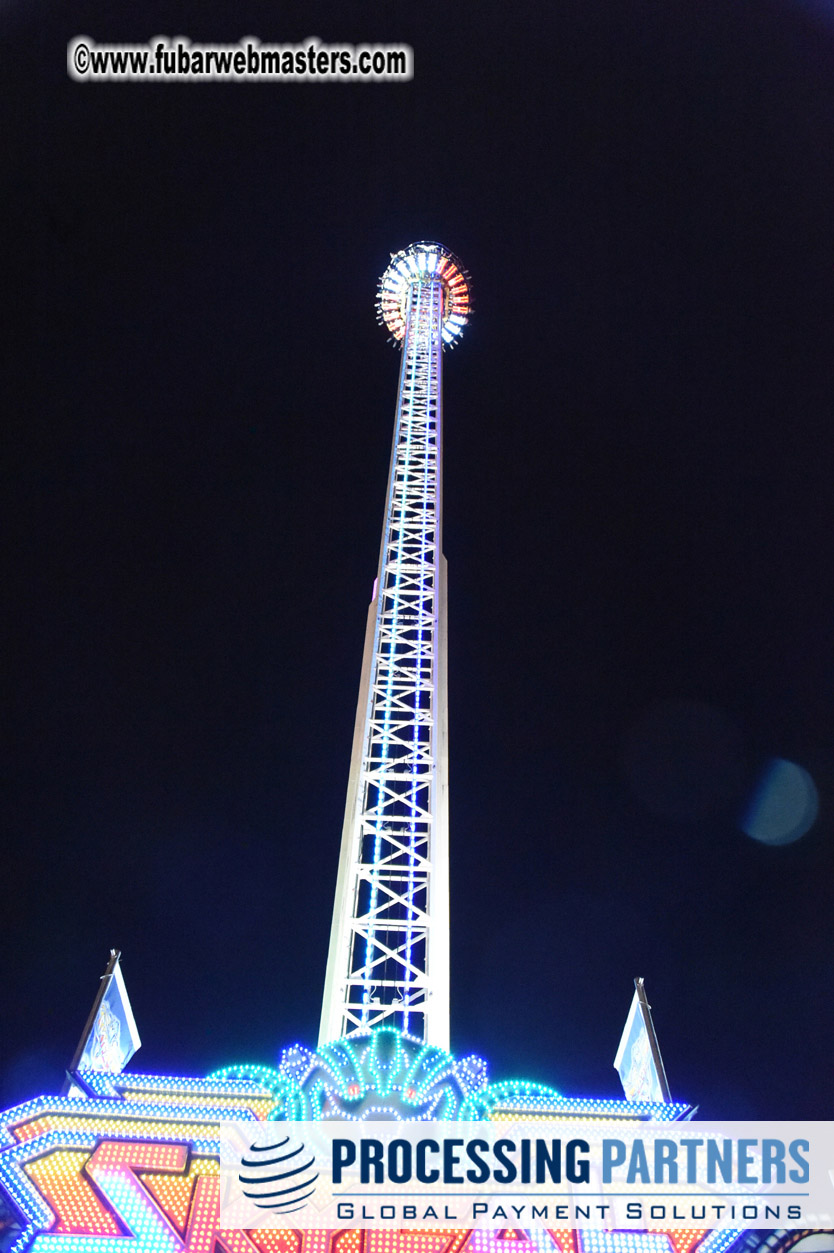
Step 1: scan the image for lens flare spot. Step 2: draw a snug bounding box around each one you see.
[741,757,818,845]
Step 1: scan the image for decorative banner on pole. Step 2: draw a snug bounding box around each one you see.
[615,978,671,1105]
[219,1119,834,1231]
[69,949,141,1078]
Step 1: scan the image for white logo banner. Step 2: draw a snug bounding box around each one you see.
[219,1120,834,1230]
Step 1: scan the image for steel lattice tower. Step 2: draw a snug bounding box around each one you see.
[320,242,471,1051]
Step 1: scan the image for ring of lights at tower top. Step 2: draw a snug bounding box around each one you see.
[377,242,472,347]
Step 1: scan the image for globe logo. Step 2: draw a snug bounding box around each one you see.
[238,1134,318,1214]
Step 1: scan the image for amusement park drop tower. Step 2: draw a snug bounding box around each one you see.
[320,242,471,1051]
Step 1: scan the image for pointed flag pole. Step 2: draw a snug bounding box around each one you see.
[633,976,672,1103]
[62,949,141,1095]
[63,949,120,1095]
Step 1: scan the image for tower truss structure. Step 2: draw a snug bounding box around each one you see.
[319,242,471,1050]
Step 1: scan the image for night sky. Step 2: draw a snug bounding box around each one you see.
[4,0,834,1123]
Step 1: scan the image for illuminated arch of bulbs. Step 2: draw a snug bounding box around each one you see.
[0,1026,734,1253]
[208,1027,687,1124]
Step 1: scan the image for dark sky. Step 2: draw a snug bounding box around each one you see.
[4,0,833,1123]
